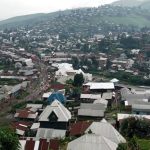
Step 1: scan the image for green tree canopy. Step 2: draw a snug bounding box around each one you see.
[73,73,84,87]
[120,117,150,138]
[0,127,20,150]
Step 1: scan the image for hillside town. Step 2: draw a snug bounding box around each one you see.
[0,3,150,150]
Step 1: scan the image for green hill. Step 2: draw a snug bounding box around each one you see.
[112,0,150,9]
[0,5,150,31]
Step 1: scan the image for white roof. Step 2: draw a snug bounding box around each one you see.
[26,104,43,109]
[36,128,66,140]
[117,113,150,121]
[84,82,114,90]
[14,112,38,119]
[93,98,108,106]
[78,103,106,117]
[85,119,126,144]
[39,100,71,122]
[30,123,40,130]
[42,92,52,98]
[102,92,113,100]
[34,141,40,150]
[110,78,119,83]
[19,140,26,150]
[132,104,150,111]
[16,129,25,136]
[78,109,104,117]
[80,94,101,100]
[67,134,118,150]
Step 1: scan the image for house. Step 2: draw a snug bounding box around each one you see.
[26,104,43,112]
[14,108,38,121]
[121,86,150,114]
[99,57,108,68]
[50,83,65,90]
[67,134,118,150]
[80,94,101,103]
[69,121,92,137]
[110,78,119,83]
[19,138,59,150]
[78,103,106,119]
[102,92,113,100]
[36,128,66,140]
[11,121,32,136]
[54,63,92,84]
[37,100,71,139]
[42,92,52,100]
[83,82,114,93]
[38,100,71,129]
[85,119,126,144]
[93,98,108,107]
[132,104,150,115]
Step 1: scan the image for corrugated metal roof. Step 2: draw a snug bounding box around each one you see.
[93,99,108,106]
[19,139,59,150]
[80,94,101,99]
[67,134,118,150]
[80,103,106,110]
[102,92,113,100]
[78,109,104,117]
[39,100,71,122]
[84,82,114,90]
[78,103,106,117]
[69,121,92,136]
[36,128,66,140]
[85,119,126,144]
[132,104,150,111]
[117,113,150,121]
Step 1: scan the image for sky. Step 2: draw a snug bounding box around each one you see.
[0,0,117,20]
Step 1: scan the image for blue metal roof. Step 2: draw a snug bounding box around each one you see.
[48,92,66,104]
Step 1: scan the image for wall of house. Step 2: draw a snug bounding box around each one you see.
[40,121,69,130]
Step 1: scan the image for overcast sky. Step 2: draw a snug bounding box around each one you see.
[0,0,117,20]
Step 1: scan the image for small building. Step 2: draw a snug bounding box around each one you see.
[14,108,38,121]
[83,82,114,93]
[11,121,32,136]
[80,94,101,103]
[69,121,92,137]
[132,104,150,115]
[78,103,106,120]
[38,100,71,130]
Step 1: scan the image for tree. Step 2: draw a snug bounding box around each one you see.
[73,73,84,87]
[128,136,140,150]
[117,143,127,150]
[0,127,20,150]
[120,117,150,138]
[117,137,140,150]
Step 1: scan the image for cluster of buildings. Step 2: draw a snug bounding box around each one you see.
[0,5,150,150]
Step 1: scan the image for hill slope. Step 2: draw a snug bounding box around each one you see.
[112,0,150,8]
[0,5,150,32]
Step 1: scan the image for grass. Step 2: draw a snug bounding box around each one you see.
[138,139,150,150]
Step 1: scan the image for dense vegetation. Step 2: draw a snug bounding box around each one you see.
[117,117,150,150]
[0,127,20,150]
